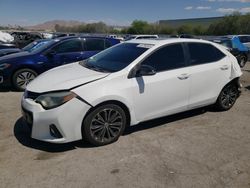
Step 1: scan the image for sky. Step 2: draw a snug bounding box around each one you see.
[0,0,250,26]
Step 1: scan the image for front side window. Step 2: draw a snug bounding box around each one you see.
[187,43,226,65]
[80,43,150,72]
[52,39,82,53]
[84,38,105,51]
[141,44,186,72]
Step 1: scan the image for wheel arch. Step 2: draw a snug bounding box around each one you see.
[227,77,241,88]
[11,65,39,81]
[216,77,241,101]
[83,100,131,128]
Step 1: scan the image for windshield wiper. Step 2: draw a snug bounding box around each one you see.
[80,61,110,73]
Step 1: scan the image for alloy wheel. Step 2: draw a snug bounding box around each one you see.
[16,71,36,90]
[220,85,238,108]
[90,108,123,143]
[239,56,246,68]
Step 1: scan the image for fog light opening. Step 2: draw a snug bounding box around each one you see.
[49,124,63,138]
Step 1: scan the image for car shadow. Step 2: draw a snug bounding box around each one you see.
[14,118,93,152]
[243,69,250,73]
[0,86,13,92]
[245,85,250,91]
[0,86,21,92]
[14,107,211,152]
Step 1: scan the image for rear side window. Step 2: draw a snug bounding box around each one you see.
[84,38,105,51]
[52,39,82,53]
[187,43,225,65]
[142,44,186,72]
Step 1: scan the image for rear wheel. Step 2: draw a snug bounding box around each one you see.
[238,55,247,68]
[215,83,239,111]
[12,69,37,91]
[82,104,126,146]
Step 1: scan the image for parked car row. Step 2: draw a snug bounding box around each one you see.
[0,32,249,91]
[212,35,250,68]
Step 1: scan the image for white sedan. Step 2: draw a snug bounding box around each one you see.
[21,38,242,146]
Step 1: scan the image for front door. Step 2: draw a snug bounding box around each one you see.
[46,38,84,69]
[131,43,190,122]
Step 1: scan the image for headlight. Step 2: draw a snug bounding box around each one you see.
[0,63,11,70]
[34,91,77,109]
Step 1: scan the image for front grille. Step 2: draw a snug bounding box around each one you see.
[25,91,40,100]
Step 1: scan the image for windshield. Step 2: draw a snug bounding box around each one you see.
[22,40,51,52]
[80,43,151,72]
[26,40,57,53]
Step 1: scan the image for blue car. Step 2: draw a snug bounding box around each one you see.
[0,36,120,90]
[213,36,250,68]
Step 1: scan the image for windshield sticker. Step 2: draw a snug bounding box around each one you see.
[137,44,154,49]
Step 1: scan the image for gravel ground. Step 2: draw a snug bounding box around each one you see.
[0,63,250,188]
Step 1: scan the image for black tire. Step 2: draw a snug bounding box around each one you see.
[82,104,127,146]
[215,83,239,111]
[238,55,247,68]
[12,68,37,91]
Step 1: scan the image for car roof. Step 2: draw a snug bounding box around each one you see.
[126,38,210,46]
[55,35,119,41]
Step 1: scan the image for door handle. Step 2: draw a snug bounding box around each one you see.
[178,73,190,80]
[220,65,229,70]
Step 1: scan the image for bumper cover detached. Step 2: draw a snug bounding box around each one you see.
[21,97,91,143]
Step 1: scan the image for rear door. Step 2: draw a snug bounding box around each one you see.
[185,42,231,109]
[83,38,105,59]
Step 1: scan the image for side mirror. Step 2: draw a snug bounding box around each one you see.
[136,65,156,77]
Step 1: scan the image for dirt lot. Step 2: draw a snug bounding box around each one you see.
[0,64,250,188]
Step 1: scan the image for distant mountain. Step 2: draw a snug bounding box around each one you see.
[26,20,85,31]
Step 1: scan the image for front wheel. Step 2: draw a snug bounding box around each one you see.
[82,104,127,146]
[215,83,239,111]
[12,69,37,91]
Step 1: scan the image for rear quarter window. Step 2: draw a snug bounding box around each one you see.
[187,43,226,66]
[105,40,113,49]
[84,38,105,51]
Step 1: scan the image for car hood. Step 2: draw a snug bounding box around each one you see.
[0,51,30,62]
[27,62,110,93]
[0,48,21,57]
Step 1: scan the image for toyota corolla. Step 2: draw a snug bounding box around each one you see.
[21,39,242,146]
